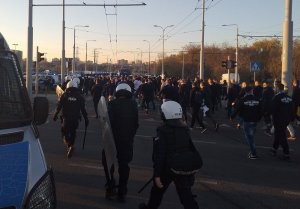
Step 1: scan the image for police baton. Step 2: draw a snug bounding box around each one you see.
[138,177,153,194]
[82,124,87,150]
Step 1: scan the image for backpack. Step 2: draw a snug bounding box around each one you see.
[165,128,203,175]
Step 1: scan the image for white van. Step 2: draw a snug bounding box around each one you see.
[0,33,56,208]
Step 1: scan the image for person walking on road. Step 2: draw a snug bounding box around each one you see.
[91,77,104,118]
[139,101,200,209]
[53,79,89,158]
[189,82,206,132]
[270,83,294,160]
[231,86,262,159]
[108,83,139,202]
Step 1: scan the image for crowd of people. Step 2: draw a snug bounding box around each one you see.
[53,73,298,208]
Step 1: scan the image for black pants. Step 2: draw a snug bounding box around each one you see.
[191,105,205,128]
[273,123,290,155]
[147,174,199,209]
[93,97,100,117]
[61,119,79,146]
[115,140,134,195]
[263,113,272,129]
[205,110,217,127]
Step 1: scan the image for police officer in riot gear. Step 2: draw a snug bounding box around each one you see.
[139,101,199,209]
[108,83,139,202]
[53,80,89,158]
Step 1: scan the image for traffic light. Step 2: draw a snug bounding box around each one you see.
[37,52,44,62]
[221,60,237,69]
[222,61,227,68]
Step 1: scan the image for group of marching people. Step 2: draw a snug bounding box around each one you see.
[51,73,298,209]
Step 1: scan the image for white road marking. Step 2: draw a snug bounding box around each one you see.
[283,190,300,196]
[196,179,218,185]
[69,163,103,170]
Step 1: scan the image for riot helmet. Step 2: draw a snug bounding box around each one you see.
[115,83,132,98]
[66,79,78,89]
[73,77,80,86]
[116,83,131,92]
[161,101,182,120]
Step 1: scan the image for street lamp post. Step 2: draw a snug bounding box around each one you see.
[143,40,150,75]
[222,24,239,83]
[94,48,102,72]
[154,24,174,78]
[61,0,66,86]
[73,25,89,74]
[85,40,96,72]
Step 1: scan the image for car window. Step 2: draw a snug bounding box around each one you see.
[0,51,32,129]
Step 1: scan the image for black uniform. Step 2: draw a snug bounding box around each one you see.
[91,82,103,118]
[108,90,139,200]
[142,120,199,209]
[271,91,294,156]
[53,87,88,154]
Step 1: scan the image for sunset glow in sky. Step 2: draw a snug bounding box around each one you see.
[1,0,299,63]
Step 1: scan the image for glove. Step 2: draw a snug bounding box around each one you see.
[53,114,58,121]
[85,118,89,127]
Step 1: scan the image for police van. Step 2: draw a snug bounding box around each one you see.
[0,33,56,208]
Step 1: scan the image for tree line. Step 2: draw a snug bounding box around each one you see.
[159,39,300,82]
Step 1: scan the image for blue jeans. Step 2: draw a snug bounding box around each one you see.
[243,122,257,155]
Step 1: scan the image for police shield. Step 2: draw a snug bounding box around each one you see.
[98,96,118,190]
[55,85,64,101]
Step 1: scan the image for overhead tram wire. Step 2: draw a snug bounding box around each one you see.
[150,6,201,52]
[115,0,119,61]
[206,0,226,10]
[154,0,224,51]
[104,2,117,63]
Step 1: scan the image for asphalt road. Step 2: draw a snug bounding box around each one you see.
[38,94,300,209]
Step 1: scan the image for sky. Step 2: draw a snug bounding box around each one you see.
[1,0,299,64]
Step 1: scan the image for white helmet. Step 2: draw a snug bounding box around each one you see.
[66,79,78,89]
[65,75,72,82]
[161,101,182,120]
[73,77,80,86]
[116,83,131,93]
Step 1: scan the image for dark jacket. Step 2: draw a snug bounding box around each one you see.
[231,93,262,122]
[271,92,294,126]
[262,86,274,114]
[108,97,139,142]
[253,85,263,100]
[91,83,103,101]
[158,84,175,101]
[55,87,88,121]
[153,120,196,177]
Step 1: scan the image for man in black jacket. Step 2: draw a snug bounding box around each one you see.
[91,77,104,118]
[231,86,262,159]
[270,83,294,160]
[53,80,89,158]
[262,81,274,136]
[108,83,139,202]
[139,101,199,209]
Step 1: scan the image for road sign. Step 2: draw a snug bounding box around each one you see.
[250,61,262,72]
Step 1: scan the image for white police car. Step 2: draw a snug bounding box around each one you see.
[0,33,56,209]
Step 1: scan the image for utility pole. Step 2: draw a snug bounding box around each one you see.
[282,0,293,95]
[26,0,33,99]
[182,51,185,79]
[199,0,205,80]
[61,0,66,85]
